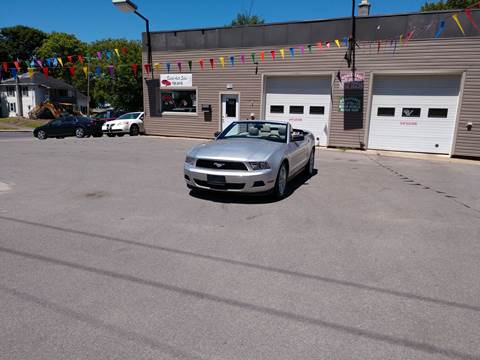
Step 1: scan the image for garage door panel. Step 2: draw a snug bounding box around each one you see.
[369,75,461,154]
[265,76,331,146]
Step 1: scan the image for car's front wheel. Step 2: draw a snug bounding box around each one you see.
[273,161,288,199]
[117,133,125,137]
[305,148,315,176]
[129,124,139,136]
[37,130,47,140]
[75,127,85,138]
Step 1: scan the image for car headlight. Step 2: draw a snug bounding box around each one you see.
[185,156,196,165]
[249,162,270,170]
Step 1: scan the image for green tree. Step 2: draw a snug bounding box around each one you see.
[421,0,476,11]
[230,12,265,26]
[0,25,47,62]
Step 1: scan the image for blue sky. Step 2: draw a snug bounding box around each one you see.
[1,0,428,42]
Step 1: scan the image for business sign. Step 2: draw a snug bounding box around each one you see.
[160,74,192,87]
[339,96,363,113]
[339,72,364,89]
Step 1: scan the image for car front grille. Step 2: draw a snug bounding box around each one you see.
[194,179,245,190]
[196,159,248,171]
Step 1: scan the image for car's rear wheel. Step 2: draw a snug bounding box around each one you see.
[107,133,116,137]
[273,161,288,199]
[117,133,125,137]
[129,124,139,136]
[75,127,85,138]
[92,133,103,138]
[37,130,47,140]
[305,148,315,176]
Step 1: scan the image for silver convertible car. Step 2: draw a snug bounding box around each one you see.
[184,121,315,198]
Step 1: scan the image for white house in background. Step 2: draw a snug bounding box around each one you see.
[0,72,88,118]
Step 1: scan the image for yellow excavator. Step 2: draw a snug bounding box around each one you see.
[28,101,82,119]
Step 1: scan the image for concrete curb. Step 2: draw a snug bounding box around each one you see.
[319,147,480,166]
[0,129,32,133]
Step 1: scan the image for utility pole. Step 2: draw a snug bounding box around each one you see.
[86,62,90,116]
[351,0,356,81]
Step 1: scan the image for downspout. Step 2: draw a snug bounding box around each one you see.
[15,76,23,117]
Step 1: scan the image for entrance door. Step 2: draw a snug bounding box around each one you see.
[221,94,239,130]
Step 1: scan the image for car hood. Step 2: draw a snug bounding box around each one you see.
[188,138,285,161]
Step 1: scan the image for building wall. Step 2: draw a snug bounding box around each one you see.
[143,36,480,157]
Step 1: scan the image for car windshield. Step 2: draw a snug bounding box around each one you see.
[219,122,288,143]
[116,113,140,120]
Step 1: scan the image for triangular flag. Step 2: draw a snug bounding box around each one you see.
[131,64,138,77]
[465,8,480,31]
[11,68,17,79]
[2,62,8,72]
[83,66,88,78]
[399,34,404,44]
[260,51,265,61]
[97,51,102,60]
[108,65,114,77]
[317,42,323,49]
[199,59,204,70]
[13,61,20,71]
[115,48,120,57]
[188,60,192,71]
[95,66,102,76]
[219,57,225,68]
[342,37,349,46]
[270,50,276,60]
[122,47,127,55]
[229,56,235,66]
[67,55,73,63]
[251,53,255,63]
[166,62,171,73]
[28,68,34,78]
[106,51,112,60]
[335,39,341,48]
[289,47,295,57]
[279,48,285,59]
[452,13,466,35]
[326,42,331,48]
[78,55,84,63]
[209,58,215,69]
[36,59,44,68]
[435,20,446,38]
[69,67,75,77]
[154,63,161,72]
[144,63,151,74]
[240,54,245,64]
[57,57,64,67]
[307,44,312,53]
[177,62,182,72]
[299,45,305,54]
[43,67,49,77]
[377,40,381,53]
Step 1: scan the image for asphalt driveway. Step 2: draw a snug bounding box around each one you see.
[0,134,479,360]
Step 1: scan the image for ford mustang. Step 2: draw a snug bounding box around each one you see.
[184,121,315,198]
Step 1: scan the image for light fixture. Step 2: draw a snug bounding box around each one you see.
[112,0,138,13]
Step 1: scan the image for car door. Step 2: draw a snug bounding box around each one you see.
[48,119,63,136]
[61,116,76,136]
[286,126,306,176]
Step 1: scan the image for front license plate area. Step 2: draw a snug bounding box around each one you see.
[207,175,226,186]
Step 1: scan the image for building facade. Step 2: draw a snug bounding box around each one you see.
[142,9,480,158]
[0,72,88,118]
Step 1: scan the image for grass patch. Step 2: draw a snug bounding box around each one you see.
[0,117,49,129]
[0,124,16,130]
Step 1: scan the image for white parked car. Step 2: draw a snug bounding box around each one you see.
[102,112,145,137]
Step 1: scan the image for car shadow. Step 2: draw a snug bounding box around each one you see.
[188,169,318,204]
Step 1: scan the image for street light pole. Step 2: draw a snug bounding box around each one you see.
[351,0,356,81]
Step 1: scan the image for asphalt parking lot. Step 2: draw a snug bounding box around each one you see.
[1,133,479,360]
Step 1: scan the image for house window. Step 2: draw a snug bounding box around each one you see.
[9,102,16,112]
[377,107,395,117]
[310,106,325,115]
[402,108,421,117]
[58,89,68,97]
[22,87,29,96]
[160,90,197,113]
[270,105,284,114]
[289,106,304,114]
[7,87,15,97]
[428,108,448,118]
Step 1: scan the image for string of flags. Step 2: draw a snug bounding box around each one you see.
[1,8,479,81]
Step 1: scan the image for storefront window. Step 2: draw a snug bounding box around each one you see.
[161,90,196,113]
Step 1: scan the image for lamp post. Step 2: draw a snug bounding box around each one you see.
[112,0,153,79]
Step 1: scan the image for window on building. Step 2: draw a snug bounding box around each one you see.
[402,108,421,117]
[270,105,284,114]
[22,87,29,96]
[160,90,197,113]
[9,102,16,112]
[289,106,304,114]
[7,87,15,96]
[58,89,68,97]
[377,107,395,117]
[428,108,448,118]
[310,106,325,115]
[225,98,237,117]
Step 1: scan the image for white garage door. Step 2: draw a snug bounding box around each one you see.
[265,76,331,146]
[368,75,461,154]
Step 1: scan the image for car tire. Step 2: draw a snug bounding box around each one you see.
[93,133,103,138]
[117,133,125,137]
[107,133,116,137]
[129,124,139,136]
[273,161,288,199]
[304,148,315,176]
[37,130,47,140]
[75,127,85,138]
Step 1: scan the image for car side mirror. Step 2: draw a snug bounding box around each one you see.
[214,131,221,137]
[292,134,304,142]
